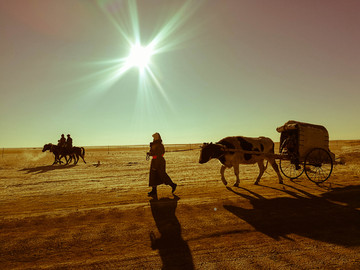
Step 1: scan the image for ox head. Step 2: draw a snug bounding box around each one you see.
[199,142,223,164]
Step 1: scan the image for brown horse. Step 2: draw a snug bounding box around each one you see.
[42,143,70,165]
[71,146,86,164]
[42,143,86,165]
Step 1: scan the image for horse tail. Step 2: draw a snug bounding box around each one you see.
[81,147,85,157]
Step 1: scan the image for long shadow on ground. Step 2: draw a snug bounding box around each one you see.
[224,185,360,246]
[20,164,76,174]
[149,195,194,270]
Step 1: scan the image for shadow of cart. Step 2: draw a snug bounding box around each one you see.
[224,185,360,246]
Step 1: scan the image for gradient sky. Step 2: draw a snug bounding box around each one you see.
[1,0,359,147]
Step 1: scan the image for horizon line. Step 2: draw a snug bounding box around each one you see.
[2,139,360,149]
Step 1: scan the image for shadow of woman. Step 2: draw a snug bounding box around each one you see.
[224,185,360,246]
[149,195,194,270]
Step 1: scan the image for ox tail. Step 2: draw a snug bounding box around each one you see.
[81,147,85,157]
[264,160,269,170]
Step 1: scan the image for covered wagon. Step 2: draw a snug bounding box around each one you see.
[276,120,335,183]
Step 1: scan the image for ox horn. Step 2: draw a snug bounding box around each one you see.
[200,142,209,148]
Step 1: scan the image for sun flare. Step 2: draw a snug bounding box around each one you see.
[93,0,201,100]
[126,44,153,69]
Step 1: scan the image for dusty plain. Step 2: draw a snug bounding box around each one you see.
[0,141,360,269]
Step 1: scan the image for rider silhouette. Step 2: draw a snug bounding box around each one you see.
[66,134,73,150]
[58,134,66,147]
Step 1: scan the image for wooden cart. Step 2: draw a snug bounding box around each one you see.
[276,120,336,184]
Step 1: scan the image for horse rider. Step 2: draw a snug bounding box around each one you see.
[66,134,73,151]
[58,134,66,147]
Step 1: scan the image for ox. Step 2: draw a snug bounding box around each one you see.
[199,136,283,186]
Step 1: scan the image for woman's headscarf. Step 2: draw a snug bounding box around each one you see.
[152,132,162,141]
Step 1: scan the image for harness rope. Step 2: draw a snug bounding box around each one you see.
[166,148,199,153]
[218,144,271,173]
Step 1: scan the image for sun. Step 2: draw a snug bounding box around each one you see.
[92,0,202,94]
[126,44,154,70]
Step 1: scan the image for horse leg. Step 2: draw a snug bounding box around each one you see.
[59,155,67,165]
[254,161,265,185]
[74,154,79,165]
[66,155,70,165]
[58,154,64,164]
[81,148,86,164]
[80,154,86,164]
[53,154,61,165]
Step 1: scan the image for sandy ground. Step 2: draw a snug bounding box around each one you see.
[0,141,360,269]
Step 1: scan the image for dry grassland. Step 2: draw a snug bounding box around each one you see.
[0,141,360,269]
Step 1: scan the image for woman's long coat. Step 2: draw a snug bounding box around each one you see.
[148,140,173,187]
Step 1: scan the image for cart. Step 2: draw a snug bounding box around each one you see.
[276,120,336,184]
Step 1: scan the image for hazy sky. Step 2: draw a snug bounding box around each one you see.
[1,0,359,147]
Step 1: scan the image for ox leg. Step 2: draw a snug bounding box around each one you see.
[254,161,266,185]
[220,165,228,186]
[270,159,283,184]
[233,165,240,187]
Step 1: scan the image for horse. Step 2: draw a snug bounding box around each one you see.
[70,146,86,164]
[42,143,70,165]
[42,143,86,165]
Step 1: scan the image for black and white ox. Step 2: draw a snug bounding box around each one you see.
[199,136,283,186]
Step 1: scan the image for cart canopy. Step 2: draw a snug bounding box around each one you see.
[276,120,330,159]
[276,120,328,135]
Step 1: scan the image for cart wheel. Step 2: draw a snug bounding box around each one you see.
[279,152,304,179]
[304,148,333,184]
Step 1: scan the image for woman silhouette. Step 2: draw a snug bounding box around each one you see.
[147,133,177,198]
